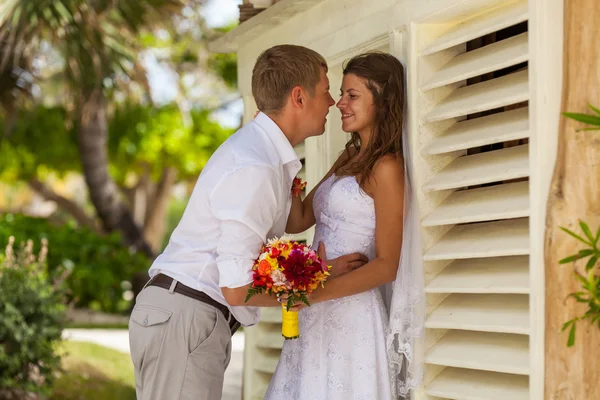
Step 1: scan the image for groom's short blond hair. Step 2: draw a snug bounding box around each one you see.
[252,45,328,114]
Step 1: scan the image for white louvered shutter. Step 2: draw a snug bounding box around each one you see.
[242,143,308,400]
[414,1,531,399]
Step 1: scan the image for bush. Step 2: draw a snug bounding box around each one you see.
[0,237,68,398]
[0,214,150,314]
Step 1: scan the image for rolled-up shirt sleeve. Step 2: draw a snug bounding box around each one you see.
[210,165,281,288]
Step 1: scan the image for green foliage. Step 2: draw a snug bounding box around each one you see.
[559,221,600,347]
[0,0,185,94]
[0,104,233,185]
[108,104,233,183]
[0,236,68,397]
[161,197,188,251]
[558,105,600,347]
[208,53,237,89]
[0,107,78,181]
[0,214,150,313]
[562,104,600,131]
[208,23,238,88]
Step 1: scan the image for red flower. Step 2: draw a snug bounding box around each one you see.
[270,247,281,257]
[291,177,307,198]
[253,274,273,288]
[280,249,320,287]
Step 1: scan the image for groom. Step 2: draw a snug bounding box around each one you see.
[128,44,368,400]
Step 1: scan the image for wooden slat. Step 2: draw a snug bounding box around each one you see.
[422,181,529,226]
[425,330,530,375]
[426,367,529,400]
[256,330,284,350]
[426,294,529,334]
[426,256,529,294]
[422,107,529,155]
[295,142,306,159]
[423,32,529,90]
[423,144,529,192]
[254,355,279,374]
[421,1,528,56]
[252,386,269,400]
[424,218,529,261]
[260,308,283,323]
[424,69,529,123]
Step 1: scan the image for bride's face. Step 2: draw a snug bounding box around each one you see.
[336,73,375,135]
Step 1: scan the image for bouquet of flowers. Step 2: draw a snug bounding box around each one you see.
[245,236,330,339]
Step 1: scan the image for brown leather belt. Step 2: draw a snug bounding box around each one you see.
[148,274,240,335]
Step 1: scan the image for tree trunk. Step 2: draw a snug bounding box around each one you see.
[27,177,101,233]
[143,166,177,253]
[544,1,600,399]
[78,88,154,258]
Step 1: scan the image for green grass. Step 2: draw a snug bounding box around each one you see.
[50,341,136,400]
[65,323,129,330]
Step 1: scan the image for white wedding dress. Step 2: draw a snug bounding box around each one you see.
[265,174,393,400]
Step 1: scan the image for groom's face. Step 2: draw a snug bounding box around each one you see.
[301,69,335,138]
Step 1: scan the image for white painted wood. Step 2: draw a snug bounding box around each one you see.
[422,107,529,155]
[425,330,530,375]
[425,294,530,334]
[528,1,565,399]
[424,69,529,122]
[209,0,325,53]
[260,307,283,323]
[426,256,530,294]
[421,1,529,55]
[423,32,529,90]
[422,181,529,226]
[256,330,284,349]
[423,144,529,192]
[426,368,529,400]
[255,355,280,374]
[295,142,306,159]
[424,218,530,261]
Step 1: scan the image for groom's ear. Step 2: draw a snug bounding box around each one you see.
[290,86,305,109]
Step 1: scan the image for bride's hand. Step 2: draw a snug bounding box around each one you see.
[277,294,308,311]
[317,241,368,279]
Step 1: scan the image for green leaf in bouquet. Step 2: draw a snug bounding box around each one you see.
[244,287,263,303]
[299,293,310,307]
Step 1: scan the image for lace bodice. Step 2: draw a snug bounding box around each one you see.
[311,174,376,260]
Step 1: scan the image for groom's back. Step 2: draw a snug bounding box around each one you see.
[148,114,294,324]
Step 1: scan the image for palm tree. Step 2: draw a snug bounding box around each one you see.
[0,0,192,256]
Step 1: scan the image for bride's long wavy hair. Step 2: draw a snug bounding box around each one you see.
[335,52,405,186]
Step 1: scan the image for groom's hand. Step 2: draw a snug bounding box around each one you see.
[317,241,368,279]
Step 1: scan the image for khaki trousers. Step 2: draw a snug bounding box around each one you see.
[128,285,232,400]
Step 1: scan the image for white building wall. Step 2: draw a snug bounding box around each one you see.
[224,0,565,398]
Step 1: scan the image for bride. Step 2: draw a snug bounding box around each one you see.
[265,52,425,400]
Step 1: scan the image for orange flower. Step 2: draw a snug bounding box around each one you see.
[257,259,272,276]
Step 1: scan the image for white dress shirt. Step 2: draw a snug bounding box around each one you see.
[149,113,302,326]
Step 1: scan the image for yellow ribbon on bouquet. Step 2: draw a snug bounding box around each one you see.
[281,305,299,340]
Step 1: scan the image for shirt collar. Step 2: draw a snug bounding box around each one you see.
[253,112,299,166]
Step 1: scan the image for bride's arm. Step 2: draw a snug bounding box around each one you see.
[309,155,405,303]
[285,147,355,234]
